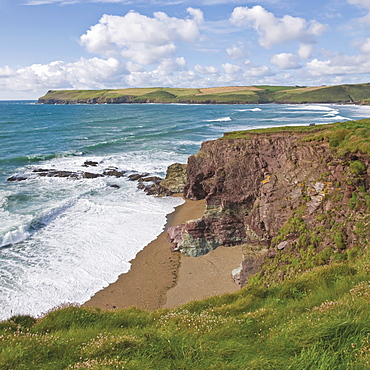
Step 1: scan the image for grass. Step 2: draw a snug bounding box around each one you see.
[222,118,370,156]
[1,260,370,369]
[302,118,370,155]
[38,83,370,105]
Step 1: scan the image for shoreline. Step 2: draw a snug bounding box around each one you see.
[83,196,206,311]
[84,195,242,311]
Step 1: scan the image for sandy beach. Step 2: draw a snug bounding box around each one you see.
[84,196,242,311]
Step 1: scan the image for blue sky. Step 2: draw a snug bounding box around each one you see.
[1,0,370,99]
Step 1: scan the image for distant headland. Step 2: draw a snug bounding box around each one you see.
[38,83,370,105]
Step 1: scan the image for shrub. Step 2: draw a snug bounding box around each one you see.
[350,160,367,175]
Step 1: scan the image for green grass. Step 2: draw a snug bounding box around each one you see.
[254,85,300,92]
[1,260,370,369]
[302,118,370,155]
[38,83,370,105]
[223,118,370,156]
[274,85,352,103]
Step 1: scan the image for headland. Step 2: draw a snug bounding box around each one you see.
[37,83,370,105]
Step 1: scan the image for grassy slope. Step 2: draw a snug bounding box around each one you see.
[38,83,370,105]
[1,119,370,369]
[1,262,369,369]
[224,118,370,155]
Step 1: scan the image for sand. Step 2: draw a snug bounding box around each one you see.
[84,196,242,311]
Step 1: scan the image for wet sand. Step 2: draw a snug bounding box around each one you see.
[84,196,242,311]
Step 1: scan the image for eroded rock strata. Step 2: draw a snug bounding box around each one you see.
[168,128,370,287]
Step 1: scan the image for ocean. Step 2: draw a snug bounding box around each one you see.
[1,101,370,320]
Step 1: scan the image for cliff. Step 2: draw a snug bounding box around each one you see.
[168,119,370,286]
[37,83,370,105]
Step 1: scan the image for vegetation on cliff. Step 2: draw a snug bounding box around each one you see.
[1,260,369,369]
[1,119,370,369]
[38,83,370,105]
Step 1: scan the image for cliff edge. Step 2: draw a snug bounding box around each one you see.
[168,119,370,287]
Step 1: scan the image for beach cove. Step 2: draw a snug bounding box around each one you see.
[84,196,243,311]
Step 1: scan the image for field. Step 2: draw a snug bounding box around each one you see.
[38,83,370,105]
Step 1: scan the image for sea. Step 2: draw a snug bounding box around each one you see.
[1,101,370,321]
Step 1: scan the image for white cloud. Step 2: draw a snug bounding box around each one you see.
[307,54,370,75]
[360,38,370,52]
[0,66,15,77]
[348,0,370,9]
[80,8,203,65]
[0,57,125,98]
[221,63,241,74]
[126,61,145,73]
[270,53,300,69]
[230,6,326,48]
[298,44,314,59]
[243,61,272,77]
[347,0,370,23]
[157,58,187,74]
[194,64,219,74]
[226,43,244,59]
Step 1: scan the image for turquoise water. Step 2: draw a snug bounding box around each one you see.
[1,101,370,320]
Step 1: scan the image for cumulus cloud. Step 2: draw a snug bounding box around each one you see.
[226,43,245,59]
[80,8,203,65]
[307,54,370,75]
[360,38,370,52]
[298,44,314,59]
[270,53,301,69]
[222,63,241,74]
[230,6,326,48]
[194,64,219,75]
[243,60,273,77]
[0,57,125,97]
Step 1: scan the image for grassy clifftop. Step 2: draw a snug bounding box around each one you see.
[38,83,370,105]
[1,261,370,369]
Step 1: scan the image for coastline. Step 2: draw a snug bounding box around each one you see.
[83,196,204,310]
[83,195,243,311]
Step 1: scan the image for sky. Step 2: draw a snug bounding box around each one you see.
[1,0,370,99]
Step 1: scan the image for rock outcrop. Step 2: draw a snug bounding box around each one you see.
[168,128,370,287]
[160,163,187,193]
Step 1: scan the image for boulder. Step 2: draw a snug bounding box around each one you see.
[160,163,187,193]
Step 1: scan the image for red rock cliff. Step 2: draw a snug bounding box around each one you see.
[168,129,370,286]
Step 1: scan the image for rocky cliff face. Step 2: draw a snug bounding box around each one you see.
[168,129,370,286]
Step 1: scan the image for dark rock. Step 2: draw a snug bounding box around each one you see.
[140,176,162,183]
[109,184,120,189]
[28,168,103,180]
[7,175,28,182]
[103,169,126,177]
[82,172,103,179]
[239,255,266,286]
[128,173,149,181]
[142,183,173,196]
[83,160,99,167]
